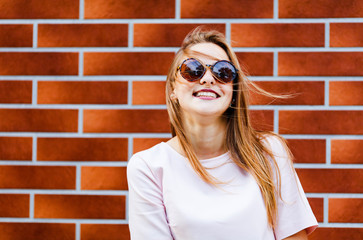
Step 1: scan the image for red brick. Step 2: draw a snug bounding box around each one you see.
[279,110,363,134]
[0,166,75,189]
[236,52,273,76]
[0,137,32,161]
[331,23,363,47]
[84,0,174,18]
[331,140,363,164]
[0,0,78,19]
[81,224,130,240]
[249,81,324,105]
[0,52,78,75]
[133,81,165,105]
[296,169,362,193]
[83,109,170,133]
[279,52,363,76]
[81,167,127,190]
[0,25,32,47]
[84,52,174,75]
[0,222,75,240]
[134,24,225,47]
[287,139,326,163]
[0,109,78,132]
[307,227,363,240]
[38,81,128,104]
[0,80,32,103]
[35,195,126,219]
[0,194,29,217]
[133,138,170,153]
[329,198,363,223]
[181,0,273,18]
[37,138,128,161]
[330,81,363,105]
[250,110,274,131]
[38,24,128,47]
[231,24,324,47]
[279,0,363,18]
[307,198,324,222]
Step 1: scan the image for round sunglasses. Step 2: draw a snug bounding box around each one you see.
[177,58,238,84]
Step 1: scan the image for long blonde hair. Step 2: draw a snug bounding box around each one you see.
[165,27,293,228]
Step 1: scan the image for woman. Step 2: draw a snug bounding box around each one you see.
[127,28,318,240]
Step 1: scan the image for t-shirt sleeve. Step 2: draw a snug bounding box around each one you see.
[266,136,318,240]
[127,154,174,240]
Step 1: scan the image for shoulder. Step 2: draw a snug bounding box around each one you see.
[127,142,174,178]
[260,134,292,170]
[261,134,288,155]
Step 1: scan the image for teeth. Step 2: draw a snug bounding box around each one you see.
[195,91,217,98]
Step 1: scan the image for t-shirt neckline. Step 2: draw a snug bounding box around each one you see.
[161,142,230,162]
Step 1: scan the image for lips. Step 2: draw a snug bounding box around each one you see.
[193,89,220,98]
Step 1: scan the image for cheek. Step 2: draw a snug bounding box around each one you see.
[174,79,194,98]
[223,84,234,100]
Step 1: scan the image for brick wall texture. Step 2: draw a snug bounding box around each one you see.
[0,0,362,239]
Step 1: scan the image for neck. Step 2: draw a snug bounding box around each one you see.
[180,113,228,159]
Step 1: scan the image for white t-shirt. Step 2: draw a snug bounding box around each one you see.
[127,136,318,240]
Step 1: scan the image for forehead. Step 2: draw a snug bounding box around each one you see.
[187,43,229,62]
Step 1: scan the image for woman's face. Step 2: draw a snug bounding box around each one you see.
[172,42,234,119]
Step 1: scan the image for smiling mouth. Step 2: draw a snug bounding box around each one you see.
[193,91,219,98]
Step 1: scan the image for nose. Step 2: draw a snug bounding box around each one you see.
[199,66,216,85]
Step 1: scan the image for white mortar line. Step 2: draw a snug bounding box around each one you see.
[0,132,361,139]
[0,132,173,138]
[1,18,363,24]
[128,22,133,48]
[325,22,330,48]
[0,218,130,224]
[76,164,81,191]
[294,163,363,169]
[0,190,129,195]
[0,76,362,81]
[274,109,279,133]
[2,104,363,110]
[273,0,278,19]
[128,80,133,106]
[175,0,181,19]
[326,138,331,165]
[325,80,329,106]
[1,160,361,168]
[125,192,130,222]
[32,79,37,106]
[76,223,80,240]
[79,0,84,20]
[273,51,278,76]
[29,193,34,219]
[78,108,83,133]
[32,136,37,162]
[78,51,83,76]
[324,197,329,223]
[306,193,363,198]
[225,22,231,44]
[1,47,363,52]
[0,161,129,166]
[128,137,133,160]
[33,23,37,48]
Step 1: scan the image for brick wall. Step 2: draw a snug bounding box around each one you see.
[0,0,362,239]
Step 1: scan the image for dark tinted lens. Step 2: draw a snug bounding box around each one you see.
[212,61,237,83]
[180,59,205,81]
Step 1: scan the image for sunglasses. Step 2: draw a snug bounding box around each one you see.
[177,58,238,84]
